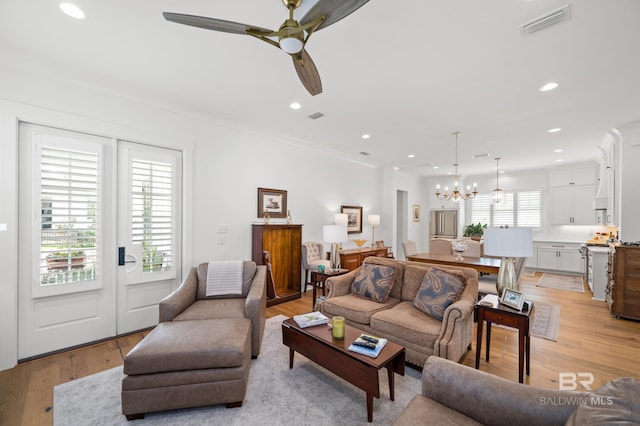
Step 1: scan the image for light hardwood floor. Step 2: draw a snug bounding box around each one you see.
[1,272,639,425]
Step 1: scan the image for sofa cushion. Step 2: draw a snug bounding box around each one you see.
[413,268,467,321]
[370,301,443,349]
[172,299,246,321]
[402,264,435,301]
[320,294,401,325]
[393,394,482,426]
[197,261,256,299]
[350,263,396,302]
[362,256,406,300]
[123,319,251,375]
[565,377,640,425]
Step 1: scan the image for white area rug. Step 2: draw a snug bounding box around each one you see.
[530,302,561,341]
[536,273,585,293]
[54,315,421,425]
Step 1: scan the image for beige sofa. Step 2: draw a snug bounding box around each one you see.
[318,256,478,366]
[395,356,640,425]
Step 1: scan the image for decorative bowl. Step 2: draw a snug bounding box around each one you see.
[353,239,368,248]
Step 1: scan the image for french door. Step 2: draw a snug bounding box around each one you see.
[18,123,182,359]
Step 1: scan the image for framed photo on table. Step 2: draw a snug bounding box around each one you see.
[257,187,287,218]
[341,205,363,234]
[500,288,526,310]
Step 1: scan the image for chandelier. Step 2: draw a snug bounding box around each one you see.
[435,132,478,203]
[492,157,504,205]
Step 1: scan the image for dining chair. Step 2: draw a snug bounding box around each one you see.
[402,240,418,258]
[429,238,452,255]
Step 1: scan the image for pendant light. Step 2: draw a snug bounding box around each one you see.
[492,157,504,205]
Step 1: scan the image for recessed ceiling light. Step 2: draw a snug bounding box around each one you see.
[539,82,559,92]
[555,158,564,162]
[408,154,415,158]
[548,128,562,133]
[433,166,439,169]
[554,149,563,153]
[361,134,370,139]
[393,166,400,171]
[60,3,85,19]
[289,102,301,110]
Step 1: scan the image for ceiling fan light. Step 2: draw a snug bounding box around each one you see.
[280,36,303,53]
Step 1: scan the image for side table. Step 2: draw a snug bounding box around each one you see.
[310,268,349,310]
[474,294,535,383]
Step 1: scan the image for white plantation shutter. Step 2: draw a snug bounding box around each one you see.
[130,159,173,272]
[39,146,99,285]
[469,189,541,228]
[517,190,541,227]
[494,192,515,227]
[471,194,491,226]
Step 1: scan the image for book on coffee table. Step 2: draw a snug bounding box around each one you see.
[293,312,329,328]
[347,334,387,358]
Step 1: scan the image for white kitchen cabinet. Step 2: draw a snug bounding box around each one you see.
[587,247,608,301]
[606,167,616,225]
[549,167,596,187]
[550,185,595,225]
[537,242,584,273]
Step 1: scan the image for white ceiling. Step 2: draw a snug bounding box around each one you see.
[1,0,639,177]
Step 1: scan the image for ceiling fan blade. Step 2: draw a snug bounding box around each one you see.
[299,0,369,31]
[163,12,273,34]
[293,50,322,96]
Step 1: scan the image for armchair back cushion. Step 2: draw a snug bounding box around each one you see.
[413,268,467,320]
[350,263,396,303]
[196,261,257,299]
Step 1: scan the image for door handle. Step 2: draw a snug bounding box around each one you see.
[118,247,136,266]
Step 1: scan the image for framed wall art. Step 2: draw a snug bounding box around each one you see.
[341,205,363,234]
[257,187,287,218]
[413,204,420,222]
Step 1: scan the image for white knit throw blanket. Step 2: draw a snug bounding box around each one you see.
[206,260,243,296]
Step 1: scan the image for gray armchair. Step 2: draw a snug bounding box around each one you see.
[395,356,639,425]
[159,261,267,357]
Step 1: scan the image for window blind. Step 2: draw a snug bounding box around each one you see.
[131,159,173,272]
[40,146,99,285]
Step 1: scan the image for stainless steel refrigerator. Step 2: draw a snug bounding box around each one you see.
[429,210,458,239]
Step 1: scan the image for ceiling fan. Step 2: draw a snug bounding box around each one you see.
[163,0,370,96]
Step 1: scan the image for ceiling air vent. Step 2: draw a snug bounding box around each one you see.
[521,4,571,36]
[307,112,325,120]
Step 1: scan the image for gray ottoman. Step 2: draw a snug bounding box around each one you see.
[122,318,251,420]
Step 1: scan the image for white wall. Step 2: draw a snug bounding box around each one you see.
[0,63,384,370]
[617,121,640,241]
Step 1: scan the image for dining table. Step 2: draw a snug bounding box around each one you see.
[406,252,501,275]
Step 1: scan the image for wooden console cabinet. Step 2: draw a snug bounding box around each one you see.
[340,247,389,271]
[606,244,640,320]
[252,224,302,306]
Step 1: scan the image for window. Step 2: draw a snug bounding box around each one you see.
[470,190,541,228]
[39,146,99,285]
[130,159,173,273]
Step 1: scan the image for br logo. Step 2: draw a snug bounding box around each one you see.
[559,372,595,390]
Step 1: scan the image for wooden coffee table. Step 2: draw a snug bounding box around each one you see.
[281,318,405,422]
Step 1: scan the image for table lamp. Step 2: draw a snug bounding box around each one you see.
[367,214,380,247]
[323,224,348,271]
[483,227,533,296]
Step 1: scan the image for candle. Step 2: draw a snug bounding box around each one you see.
[332,316,345,340]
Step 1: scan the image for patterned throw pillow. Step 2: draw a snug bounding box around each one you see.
[413,268,467,320]
[350,263,396,303]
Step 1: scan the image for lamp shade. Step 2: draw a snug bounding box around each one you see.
[367,214,380,226]
[334,213,349,225]
[0,223,6,232]
[323,224,348,243]
[483,227,533,257]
